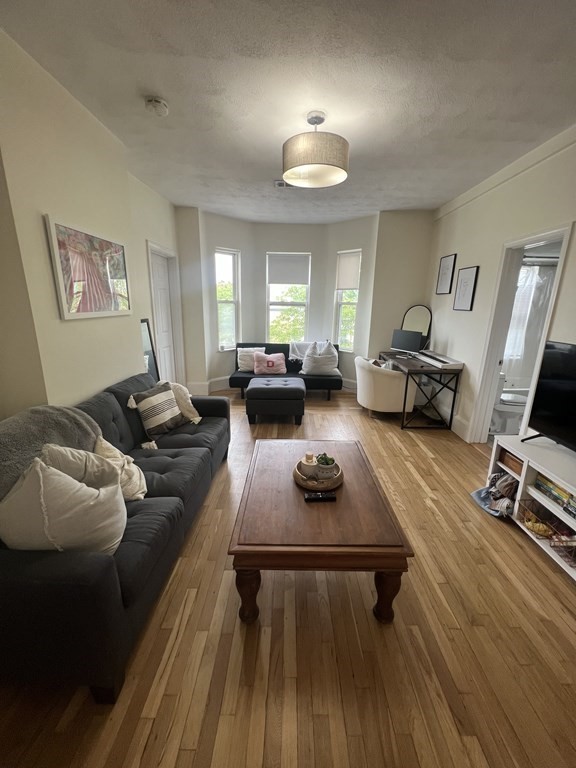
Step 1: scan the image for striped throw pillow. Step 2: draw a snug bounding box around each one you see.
[129,382,188,438]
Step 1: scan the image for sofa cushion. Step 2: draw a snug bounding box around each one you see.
[76,391,136,454]
[114,497,184,607]
[128,382,189,439]
[106,373,158,446]
[253,351,287,375]
[128,447,212,508]
[237,347,265,372]
[0,458,126,555]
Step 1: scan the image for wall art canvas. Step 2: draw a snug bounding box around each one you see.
[44,215,131,320]
[436,253,457,294]
[453,266,479,311]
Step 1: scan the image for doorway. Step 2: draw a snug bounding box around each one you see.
[147,241,185,383]
[488,242,561,437]
[469,226,571,444]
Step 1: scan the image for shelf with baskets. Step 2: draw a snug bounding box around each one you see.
[488,434,576,580]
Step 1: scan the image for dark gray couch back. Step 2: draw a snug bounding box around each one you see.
[75,391,136,454]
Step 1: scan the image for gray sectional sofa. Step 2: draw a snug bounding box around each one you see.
[0,372,230,703]
[229,342,343,400]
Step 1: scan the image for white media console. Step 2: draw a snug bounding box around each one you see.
[488,434,576,581]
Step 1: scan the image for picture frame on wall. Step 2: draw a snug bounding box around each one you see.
[436,253,457,295]
[140,319,160,381]
[44,215,131,320]
[453,266,479,311]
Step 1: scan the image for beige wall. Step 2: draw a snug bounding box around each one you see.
[0,151,45,417]
[369,211,434,358]
[0,32,178,412]
[429,126,576,440]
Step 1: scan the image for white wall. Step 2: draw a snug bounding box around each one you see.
[429,126,576,440]
[192,213,381,390]
[0,31,179,410]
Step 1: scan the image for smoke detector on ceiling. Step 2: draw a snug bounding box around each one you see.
[144,96,169,117]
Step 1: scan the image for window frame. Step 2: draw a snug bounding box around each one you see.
[333,249,361,352]
[215,248,240,351]
[266,252,311,343]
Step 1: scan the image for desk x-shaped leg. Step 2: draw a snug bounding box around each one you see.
[401,370,460,429]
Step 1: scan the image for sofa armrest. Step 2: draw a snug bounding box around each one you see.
[192,395,230,420]
[0,549,130,692]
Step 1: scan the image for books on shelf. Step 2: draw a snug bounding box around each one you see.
[533,473,576,519]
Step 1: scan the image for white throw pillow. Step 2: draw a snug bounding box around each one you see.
[92,438,148,500]
[301,341,340,375]
[41,443,117,486]
[0,458,126,554]
[42,441,147,502]
[165,381,202,424]
[237,347,266,372]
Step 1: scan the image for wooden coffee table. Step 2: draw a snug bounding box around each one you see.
[228,439,414,624]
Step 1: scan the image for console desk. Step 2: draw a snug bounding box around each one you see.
[378,351,463,430]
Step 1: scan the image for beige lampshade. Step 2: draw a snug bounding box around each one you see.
[282,131,349,188]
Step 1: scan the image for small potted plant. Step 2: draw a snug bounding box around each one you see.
[315,452,337,479]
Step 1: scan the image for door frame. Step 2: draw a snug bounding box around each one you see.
[147,240,186,384]
[469,224,572,444]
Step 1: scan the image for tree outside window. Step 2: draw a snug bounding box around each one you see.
[268,284,308,342]
[215,250,239,349]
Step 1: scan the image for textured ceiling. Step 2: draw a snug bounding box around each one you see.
[2,0,576,223]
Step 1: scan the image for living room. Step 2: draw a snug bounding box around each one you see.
[1,3,576,766]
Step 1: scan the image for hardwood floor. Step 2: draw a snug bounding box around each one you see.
[1,390,575,768]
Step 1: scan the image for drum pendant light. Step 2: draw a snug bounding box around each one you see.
[282,111,349,188]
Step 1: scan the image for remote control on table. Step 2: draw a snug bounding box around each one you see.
[304,491,337,502]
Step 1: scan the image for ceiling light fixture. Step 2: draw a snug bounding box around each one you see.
[282,111,349,189]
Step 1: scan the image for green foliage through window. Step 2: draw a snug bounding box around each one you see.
[268,284,308,342]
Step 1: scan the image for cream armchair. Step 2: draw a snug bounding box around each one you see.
[354,357,416,416]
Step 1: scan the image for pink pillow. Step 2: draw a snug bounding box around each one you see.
[253,351,287,375]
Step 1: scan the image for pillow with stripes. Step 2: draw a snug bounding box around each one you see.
[127,381,188,439]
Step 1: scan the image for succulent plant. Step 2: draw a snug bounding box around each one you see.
[316,452,335,466]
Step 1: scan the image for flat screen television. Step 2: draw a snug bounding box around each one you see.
[390,328,423,355]
[523,340,576,452]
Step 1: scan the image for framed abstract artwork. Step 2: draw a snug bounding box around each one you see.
[44,215,131,320]
[453,266,479,311]
[436,253,457,295]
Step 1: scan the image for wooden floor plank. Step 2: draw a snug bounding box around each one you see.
[0,390,575,768]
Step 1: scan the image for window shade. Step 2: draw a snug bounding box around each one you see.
[336,250,361,290]
[267,253,310,285]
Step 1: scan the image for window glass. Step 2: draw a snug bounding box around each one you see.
[215,250,239,349]
[267,253,310,343]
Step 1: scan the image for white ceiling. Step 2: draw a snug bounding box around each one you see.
[2,0,576,224]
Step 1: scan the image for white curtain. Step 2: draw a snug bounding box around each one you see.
[502,264,556,388]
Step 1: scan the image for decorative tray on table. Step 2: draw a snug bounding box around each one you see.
[293,461,344,491]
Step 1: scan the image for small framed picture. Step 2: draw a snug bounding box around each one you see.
[436,253,456,295]
[453,266,479,311]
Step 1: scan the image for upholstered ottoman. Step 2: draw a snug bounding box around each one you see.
[245,378,306,425]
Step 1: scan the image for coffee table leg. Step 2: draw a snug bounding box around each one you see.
[235,569,261,623]
[373,571,402,623]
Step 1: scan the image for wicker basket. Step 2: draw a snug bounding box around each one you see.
[516,499,576,565]
[293,462,344,491]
